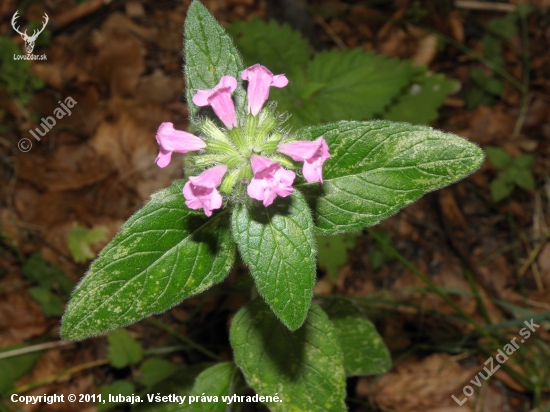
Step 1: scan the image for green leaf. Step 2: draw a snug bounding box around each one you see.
[140,358,180,388]
[99,380,135,411]
[295,120,485,234]
[463,87,498,110]
[316,232,361,280]
[230,299,347,412]
[184,1,246,123]
[231,192,316,330]
[490,178,514,202]
[107,329,143,368]
[275,50,416,129]
[67,224,106,263]
[28,286,64,317]
[227,18,310,75]
[323,298,391,376]
[383,70,458,125]
[487,13,517,40]
[136,364,213,412]
[61,181,236,340]
[0,345,42,394]
[22,253,73,296]
[191,363,236,412]
[481,35,504,68]
[514,153,535,169]
[513,169,535,190]
[469,68,504,96]
[485,146,512,169]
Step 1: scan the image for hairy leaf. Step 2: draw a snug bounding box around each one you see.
[192,363,236,412]
[184,1,246,122]
[323,298,391,376]
[61,181,236,340]
[231,192,316,330]
[230,299,347,412]
[295,120,485,234]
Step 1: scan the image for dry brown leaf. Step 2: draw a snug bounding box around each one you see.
[439,189,467,228]
[93,29,144,98]
[136,70,184,104]
[0,289,51,346]
[374,354,478,412]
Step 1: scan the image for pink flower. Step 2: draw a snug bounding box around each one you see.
[277,137,330,183]
[241,64,288,116]
[247,155,295,207]
[155,122,206,168]
[192,76,238,129]
[183,165,227,217]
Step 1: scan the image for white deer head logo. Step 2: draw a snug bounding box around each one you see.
[11,11,49,54]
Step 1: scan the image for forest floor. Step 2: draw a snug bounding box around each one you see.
[1,0,549,411]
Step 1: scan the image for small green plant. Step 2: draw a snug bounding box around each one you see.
[67,224,107,263]
[0,36,44,106]
[463,6,531,110]
[21,253,74,317]
[485,146,535,201]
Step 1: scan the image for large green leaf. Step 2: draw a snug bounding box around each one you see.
[61,181,236,340]
[191,363,236,412]
[230,299,347,412]
[227,18,310,75]
[273,50,416,129]
[295,120,484,234]
[383,70,458,125]
[184,1,246,122]
[323,298,391,376]
[231,192,316,330]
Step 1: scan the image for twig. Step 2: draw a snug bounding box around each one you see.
[312,15,347,50]
[454,1,516,12]
[518,234,550,279]
[0,340,75,360]
[52,0,113,29]
[13,359,109,394]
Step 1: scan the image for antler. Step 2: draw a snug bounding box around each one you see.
[11,11,28,38]
[28,12,49,41]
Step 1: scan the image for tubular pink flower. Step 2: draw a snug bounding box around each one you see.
[277,136,330,183]
[155,122,206,168]
[192,76,238,129]
[183,165,227,217]
[247,155,295,207]
[241,64,289,116]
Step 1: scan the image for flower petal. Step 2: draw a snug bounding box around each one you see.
[242,64,288,116]
[154,122,206,168]
[192,77,238,129]
[183,165,227,216]
[271,74,289,88]
[189,165,227,188]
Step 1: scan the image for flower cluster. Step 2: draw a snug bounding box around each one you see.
[154,64,330,216]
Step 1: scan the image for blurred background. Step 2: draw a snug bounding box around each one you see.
[0,0,549,411]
